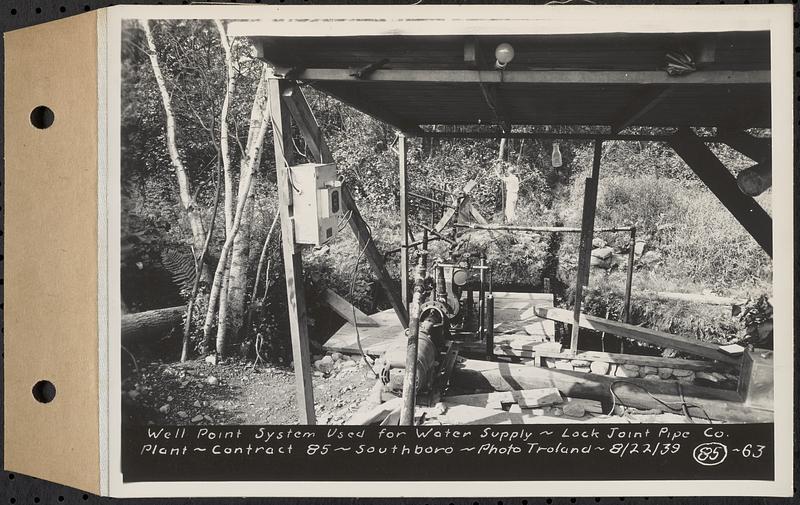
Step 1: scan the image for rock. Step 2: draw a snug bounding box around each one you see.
[571,359,591,368]
[562,402,586,418]
[724,373,739,382]
[590,361,611,375]
[695,372,720,383]
[658,367,673,379]
[159,404,170,414]
[206,376,219,385]
[203,415,213,422]
[591,247,614,260]
[543,358,557,368]
[711,372,729,382]
[193,400,202,408]
[191,415,204,423]
[316,356,335,374]
[204,354,218,365]
[672,369,694,377]
[177,411,188,419]
[634,240,646,256]
[507,404,523,414]
[590,255,612,269]
[551,407,563,417]
[640,250,662,265]
[615,365,639,378]
[592,237,607,248]
[642,374,660,381]
[331,352,342,362]
[341,360,356,368]
[641,366,658,376]
[554,360,573,371]
[313,371,323,377]
[676,371,696,383]
[167,395,174,402]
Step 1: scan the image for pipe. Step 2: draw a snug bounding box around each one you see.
[454,223,634,233]
[623,227,636,323]
[400,230,429,426]
[485,293,495,360]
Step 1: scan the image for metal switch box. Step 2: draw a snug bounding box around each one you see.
[289,163,343,246]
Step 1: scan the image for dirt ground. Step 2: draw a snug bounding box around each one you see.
[121,353,379,426]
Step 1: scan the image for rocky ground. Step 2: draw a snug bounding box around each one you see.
[121,352,379,426]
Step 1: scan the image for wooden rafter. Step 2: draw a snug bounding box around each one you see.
[718,130,771,163]
[611,85,673,133]
[669,128,772,257]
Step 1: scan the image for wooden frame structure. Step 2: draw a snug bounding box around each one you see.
[234,20,773,424]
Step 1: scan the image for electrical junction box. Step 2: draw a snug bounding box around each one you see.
[289,163,343,246]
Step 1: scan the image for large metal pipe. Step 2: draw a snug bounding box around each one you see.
[400,231,429,426]
[623,227,636,323]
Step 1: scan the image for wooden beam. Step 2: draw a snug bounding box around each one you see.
[418,131,720,142]
[294,68,770,85]
[535,350,738,373]
[536,306,740,365]
[342,186,410,328]
[611,85,672,133]
[320,288,380,327]
[718,130,771,163]
[398,134,410,310]
[669,128,772,257]
[268,78,316,425]
[434,179,478,233]
[281,83,410,328]
[452,358,771,423]
[308,83,423,135]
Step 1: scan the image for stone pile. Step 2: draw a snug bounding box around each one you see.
[542,357,737,387]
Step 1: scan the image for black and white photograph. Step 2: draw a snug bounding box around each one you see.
[109,4,792,496]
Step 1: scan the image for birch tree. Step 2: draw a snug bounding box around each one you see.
[139,19,206,254]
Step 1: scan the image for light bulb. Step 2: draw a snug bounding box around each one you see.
[494,43,515,69]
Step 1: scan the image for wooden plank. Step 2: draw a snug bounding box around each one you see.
[282,83,409,327]
[443,388,563,410]
[320,288,379,327]
[669,128,772,257]
[323,308,406,356]
[268,78,316,424]
[292,68,771,85]
[535,350,737,373]
[718,130,771,163]
[494,341,562,360]
[452,358,771,423]
[535,306,740,365]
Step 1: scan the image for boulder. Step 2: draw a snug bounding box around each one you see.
[592,238,607,248]
[204,354,218,365]
[676,371,696,383]
[206,376,219,386]
[562,402,586,418]
[591,247,614,260]
[554,360,573,371]
[642,374,660,381]
[191,415,204,423]
[641,366,658,376]
[672,368,694,377]
[159,404,170,414]
[657,367,673,380]
[590,361,611,375]
[615,364,639,378]
[571,359,591,368]
[331,352,342,362]
[640,250,663,265]
[543,358,557,368]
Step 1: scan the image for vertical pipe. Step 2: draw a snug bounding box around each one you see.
[485,293,495,360]
[398,134,409,310]
[570,140,602,351]
[400,231,429,426]
[623,227,636,323]
[478,256,486,343]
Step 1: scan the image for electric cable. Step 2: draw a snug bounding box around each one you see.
[350,234,379,379]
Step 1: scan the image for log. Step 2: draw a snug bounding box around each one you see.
[121,306,185,344]
[321,288,379,327]
[736,162,772,197]
[535,350,737,373]
[452,358,772,423]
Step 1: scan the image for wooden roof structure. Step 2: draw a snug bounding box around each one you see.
[230,18,771,134]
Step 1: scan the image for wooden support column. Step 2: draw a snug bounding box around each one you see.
[282,83,409,328]
[268,78,316,424]
[669,128,772,257]
[570,140,602,351]
[399,134,409,310]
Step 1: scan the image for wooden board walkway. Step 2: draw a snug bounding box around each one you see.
[322,308,405,356]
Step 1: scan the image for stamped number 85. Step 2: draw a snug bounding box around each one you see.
[692,442,728,466]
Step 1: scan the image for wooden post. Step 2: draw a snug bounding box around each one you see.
[282,83,409,328]
[570,140,602,351]
[267,78,316,424]
[399,134,409,310]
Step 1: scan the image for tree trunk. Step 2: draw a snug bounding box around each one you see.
[139,20,205,253]
[214,20,236,236]
[223,66,272,345]
[202,65,271,354]
[122,306,185,345]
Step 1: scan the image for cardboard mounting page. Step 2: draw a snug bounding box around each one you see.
[4,3,794,498]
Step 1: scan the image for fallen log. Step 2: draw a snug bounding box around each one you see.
[122,306,186,345]
[736,161,772,197]
[452,359,772,423]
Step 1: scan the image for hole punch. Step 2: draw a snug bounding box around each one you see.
[31,380,56,403]
[30,106,54,129]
